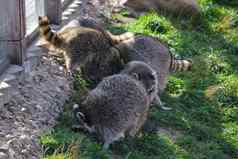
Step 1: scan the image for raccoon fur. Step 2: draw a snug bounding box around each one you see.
[76,18,192,93]
[38,16,133,82]
[73,61,158,149]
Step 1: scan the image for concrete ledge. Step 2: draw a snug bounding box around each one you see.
[0,74,17,87]
[6,65,24,83]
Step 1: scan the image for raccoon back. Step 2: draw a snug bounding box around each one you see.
[115,35,192,92]
[81,74,149,129]
[79,18,134,45]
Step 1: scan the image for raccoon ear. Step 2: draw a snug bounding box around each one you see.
[38,16,42,21]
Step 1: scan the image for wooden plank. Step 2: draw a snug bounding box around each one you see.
[0,40,26,65]
[0,57,10,75]
[0,0,26,64]
[0,0,25,41]
[0,43,9,74]
[0,51,10,75]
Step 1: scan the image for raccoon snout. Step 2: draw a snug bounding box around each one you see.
[73,104,86,121]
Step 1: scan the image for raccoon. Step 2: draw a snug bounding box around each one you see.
[121,0,201,21]
[38,16,133,81]
[120,61,159,103]
[115,35,192,93]
[76,19,192,93]
[73,61,158,149]
[114,35,192,110]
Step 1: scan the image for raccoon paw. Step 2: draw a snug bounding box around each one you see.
[153,95,172,110]
[160,105,173,111]
[157,101,172,111]
[71,124,85,131]
[71,123,94,134]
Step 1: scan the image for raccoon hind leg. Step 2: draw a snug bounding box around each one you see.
[63,51,73,75]
[102,128,125,149]
[126,112,148,138]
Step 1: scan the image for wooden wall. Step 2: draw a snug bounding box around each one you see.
[0,0,62,67]
[0,0,26,65]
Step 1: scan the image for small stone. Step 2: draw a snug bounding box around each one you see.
[21,149,28,154]
[0,152,8,159]
[36,105,43,111]
[0,143,9,151]
[59,66,64,71]
[21,107,26,112]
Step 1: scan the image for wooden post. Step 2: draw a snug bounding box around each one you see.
[0,0,26,65]
[0,51,9,74]
[45,0,62,25]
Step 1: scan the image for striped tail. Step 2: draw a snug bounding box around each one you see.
[107,31,135,44]
[38,16,62,48]
[170,55,193,72]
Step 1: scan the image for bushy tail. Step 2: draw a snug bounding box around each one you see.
[38,16,63,48]
[170,55,193,72]
[108,31,135,44]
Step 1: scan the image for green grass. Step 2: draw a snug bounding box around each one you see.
[40,0,238,158]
